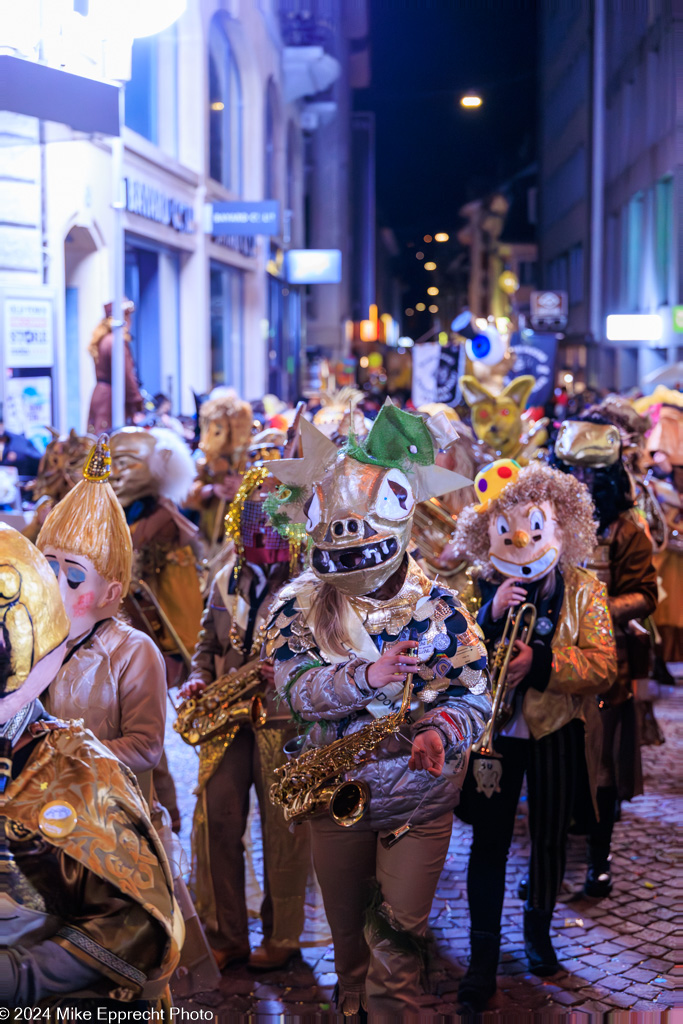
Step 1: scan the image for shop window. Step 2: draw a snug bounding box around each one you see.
[125,26,178,156]
[655,176,673,306]
[210,262,243,389]
[208,16,243,193]
[126,36,158,144]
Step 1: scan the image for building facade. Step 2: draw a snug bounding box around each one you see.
[0,0,368,439]
[538,0,683,390]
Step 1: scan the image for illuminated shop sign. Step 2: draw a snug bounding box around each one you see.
[285,249,342,284]
[606,314,662,342]
[124,178,195,234]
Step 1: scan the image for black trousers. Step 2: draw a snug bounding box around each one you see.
[457,719,584,933]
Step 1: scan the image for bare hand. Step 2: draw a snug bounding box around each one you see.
[505,640,533,688]
[492,578,527,621]
[179,677,206,700]
[367,640,420,690]
[409,729,445,777]
[259,660,275,685]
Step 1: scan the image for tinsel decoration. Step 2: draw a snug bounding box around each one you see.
[364,880,432,982]
[224,466,269,579]
[262,485,309,573]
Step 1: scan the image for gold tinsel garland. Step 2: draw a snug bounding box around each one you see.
[223,466,270,580]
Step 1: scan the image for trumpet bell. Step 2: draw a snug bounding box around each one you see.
[329,779,370,827]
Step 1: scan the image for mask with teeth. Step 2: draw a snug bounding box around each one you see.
[265,400,473,597]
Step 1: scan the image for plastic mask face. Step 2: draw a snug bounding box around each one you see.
[306,457,415,596]
[109,432,157,507]
[471,397,523,457]
[43,551,113,641]
[487,499,561,581]
[555,421,621,468]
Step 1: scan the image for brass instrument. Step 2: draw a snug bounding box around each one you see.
[411,497,466,582]
[270,674,415,827]
[174,661,266,746]
[125,578,193,673]
[473,602,537,755]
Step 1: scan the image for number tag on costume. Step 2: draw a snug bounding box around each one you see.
[451,641,487,668]
[472,756,503,797]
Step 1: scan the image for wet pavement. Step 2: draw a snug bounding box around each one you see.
[167,683,682,1018]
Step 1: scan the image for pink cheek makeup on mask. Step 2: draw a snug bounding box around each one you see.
[72,591,97,616]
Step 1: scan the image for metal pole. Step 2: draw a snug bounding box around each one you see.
[111,84,126,430]
[589,0,605,380]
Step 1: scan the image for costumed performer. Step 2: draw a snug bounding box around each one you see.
[264,403,491,1015]
[23,429,94,544]
[87,299,143,434]
[646,400,683,662]
[178,439,310,973]
[0,524,182,1006]
[458,374,547,464]
[185,389,254,550]
[109,426,203,828]
[553,414,658,897]
[452,460,616,1010]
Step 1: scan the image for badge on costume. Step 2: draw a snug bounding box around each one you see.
[472,756,503,798]
[39,801,77,838]
[535,616,553,637]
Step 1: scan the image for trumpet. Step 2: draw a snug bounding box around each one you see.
[473,602,537,756]
[174,662,266,746]
[270,673,414,827]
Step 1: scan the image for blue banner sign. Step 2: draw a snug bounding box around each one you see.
[210,200,280,236]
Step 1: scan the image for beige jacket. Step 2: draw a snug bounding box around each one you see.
[46,617,167,782]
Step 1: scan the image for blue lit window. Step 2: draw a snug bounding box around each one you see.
[209,16,243,193]
[126,36,158,144]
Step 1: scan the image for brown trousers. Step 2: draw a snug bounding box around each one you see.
[311,811,453,1014]
[202,725,310,954]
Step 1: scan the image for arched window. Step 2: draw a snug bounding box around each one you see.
[208,15,243,193]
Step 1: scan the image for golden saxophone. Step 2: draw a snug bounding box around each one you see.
[270,674,414,827]
[174,661,267,746]
[473,602,537,756]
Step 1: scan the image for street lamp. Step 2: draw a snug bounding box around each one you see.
[460,91,483,109]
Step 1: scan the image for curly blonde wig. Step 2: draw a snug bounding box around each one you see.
[453,462,597,579]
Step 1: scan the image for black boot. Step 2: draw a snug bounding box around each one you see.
[523,906,559,976]
[458,931,500,1011]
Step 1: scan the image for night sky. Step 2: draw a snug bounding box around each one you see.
[354,0,539,250]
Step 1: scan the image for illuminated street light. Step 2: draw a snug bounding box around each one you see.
[428,304,439,313]
[405,307,415,316]
[416,251,424,260]
[424,261,437,271]
[461,91,483,109]
[360,356,369,368]
[434,233,449,242]
[424,234,433,243]
[427,286,439,296]
[415,302,426,311]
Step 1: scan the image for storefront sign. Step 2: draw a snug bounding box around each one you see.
[4,376,52,448]
[411,342,441,407]
[125,178,195,234]
[286,249,342,284]
[3,297,53,368]
[530,290,567,331]
[673,306,683,333]
[210,200,280,237]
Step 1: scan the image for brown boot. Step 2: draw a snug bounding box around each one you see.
[248,943,301,971]
[212,946,250,971]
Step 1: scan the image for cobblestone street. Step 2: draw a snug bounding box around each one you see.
[168,684,682,1019]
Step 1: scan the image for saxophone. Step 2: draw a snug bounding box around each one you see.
[270,674,414,827]
[174,661,266,746]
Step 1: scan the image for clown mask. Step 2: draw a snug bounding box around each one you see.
[42,550,122,641]
[487,499,560,582]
